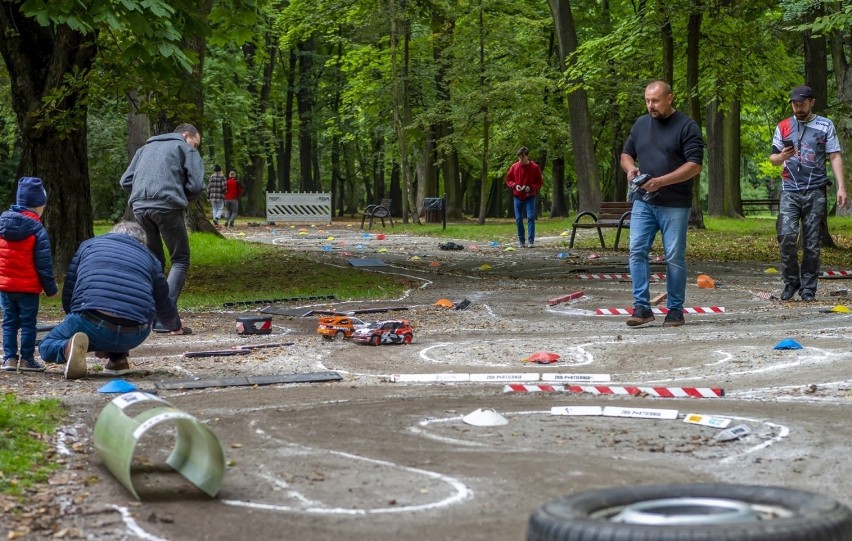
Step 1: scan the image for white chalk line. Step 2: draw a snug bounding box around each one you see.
[412,410,789,465]
[110,504,173,541]
[415,338,596,367]
[221,444,473,515]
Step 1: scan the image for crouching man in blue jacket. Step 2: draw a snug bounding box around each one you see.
[39,221,186,380]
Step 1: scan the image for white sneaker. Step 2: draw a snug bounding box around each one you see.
[64,332,89,380]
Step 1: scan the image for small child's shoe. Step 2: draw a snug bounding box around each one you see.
[2,357,17,371]
[19,358,46,372]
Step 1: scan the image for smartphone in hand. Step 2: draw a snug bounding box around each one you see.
[782,139,794,149]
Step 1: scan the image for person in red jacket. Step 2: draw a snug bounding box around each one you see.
[223,170,244,227]
[505,146,543,248]
[0,177,58,372]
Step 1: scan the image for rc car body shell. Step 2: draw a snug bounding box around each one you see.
[316,316,369,340]
[352,320,414,345]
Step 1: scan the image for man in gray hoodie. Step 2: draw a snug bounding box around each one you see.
[120,123,204,317]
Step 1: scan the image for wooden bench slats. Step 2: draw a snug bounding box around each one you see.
[569,201,633,251]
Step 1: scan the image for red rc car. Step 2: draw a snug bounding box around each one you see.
[351,320,414,346]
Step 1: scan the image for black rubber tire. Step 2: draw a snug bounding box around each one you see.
[527,483,852,541]
[371,335,381,346]
[334,331,346,341]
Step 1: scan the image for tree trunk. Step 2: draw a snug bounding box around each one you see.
[829,15,851,218]
[548,0,601,213]
[549,156,568,217]
[223,121,235,174]
[242,32,278,215]
[390,3,417,224]
[0,9,98,276]
[297,37,316,192]
[281,48,297,192]
[686,5,705,228]
[706,99,724,216]
[179,0,217,234]
[722,97,742,217]
[661,18,674,86]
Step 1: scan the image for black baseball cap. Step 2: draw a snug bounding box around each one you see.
[790,85,814,102]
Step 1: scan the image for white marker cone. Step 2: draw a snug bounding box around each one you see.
[462,408,509,427]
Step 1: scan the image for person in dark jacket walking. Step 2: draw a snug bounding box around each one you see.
[505,147,543,248]
[38,222,187,380]
[208,164,226,226]
[0,177,58,372]
[120,123,205,308]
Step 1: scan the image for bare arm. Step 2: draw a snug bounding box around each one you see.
[620,153,639,181]
[829,152,847,209]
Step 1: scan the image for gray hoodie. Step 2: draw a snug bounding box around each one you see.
[120,133,205,211]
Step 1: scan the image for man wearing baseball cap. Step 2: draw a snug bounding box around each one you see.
[769,85,847,302]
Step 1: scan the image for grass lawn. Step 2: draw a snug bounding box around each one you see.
[0,394,64,496]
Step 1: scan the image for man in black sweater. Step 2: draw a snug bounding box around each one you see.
[620,80,704,328]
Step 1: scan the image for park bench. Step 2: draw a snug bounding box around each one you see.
[360,198,394,229]
[569,201,633,250]
[741,198,780,215]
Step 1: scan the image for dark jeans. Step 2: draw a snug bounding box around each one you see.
[38,312,151,364]
[224,200,239,225]
[778,188,826,294]
[0,292,40,360]
[134,208,189,303]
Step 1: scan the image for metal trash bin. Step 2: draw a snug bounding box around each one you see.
[424,196,444,224]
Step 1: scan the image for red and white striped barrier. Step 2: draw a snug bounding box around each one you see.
[504,384,723,397]
[596,307,725,316]
[575,273,665,280]
[820,270,852,278]
[564,385,724,398]
[503,384,561,393]
[547,291,584,306]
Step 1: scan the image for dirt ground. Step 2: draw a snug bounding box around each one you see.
[1,223,851,540]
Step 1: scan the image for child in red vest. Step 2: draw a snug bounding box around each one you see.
[0,177,58,372]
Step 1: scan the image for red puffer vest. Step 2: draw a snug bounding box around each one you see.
[0,209,42,293]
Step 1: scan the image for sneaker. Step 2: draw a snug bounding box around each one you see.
[527,242,534,248]
[663,308,685,327]
[781,283,799,301]
[64,332,89,380]
[2,357,17,372]
[518,242,526,249]
[213,219,218,225]
[19,358,46,372]
[103,357,133,376]
[626,307,655,327]
[800,290,815,302]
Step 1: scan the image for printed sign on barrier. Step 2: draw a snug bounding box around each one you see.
[266,192,332,223]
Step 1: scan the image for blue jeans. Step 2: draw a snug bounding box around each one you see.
[1,292,40,361]
[134,208,189,304]
[513,197,536,245]
[210,199,224,221]
[628,201,690,311]
[38,312,151,364]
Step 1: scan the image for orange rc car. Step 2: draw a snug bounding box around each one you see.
[316,316,369,340]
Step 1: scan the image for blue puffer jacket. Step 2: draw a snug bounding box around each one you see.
[62,233,179,329]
